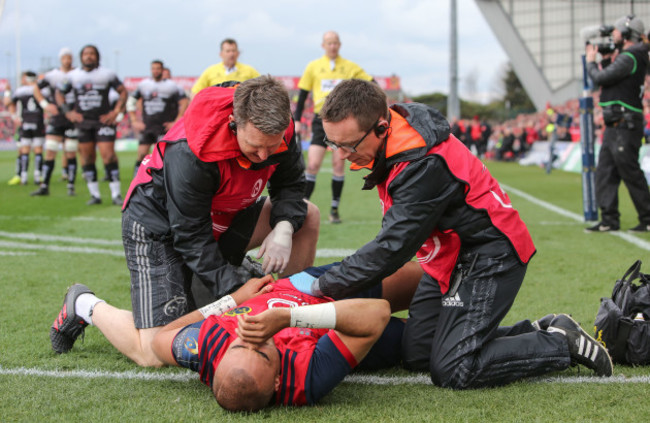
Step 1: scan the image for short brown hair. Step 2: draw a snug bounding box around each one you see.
[320,79,388,130]
[221,38,238,50]
[233,75,291,135]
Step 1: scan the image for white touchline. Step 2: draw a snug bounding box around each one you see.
[501,184,650,252]
[0,237,355,259]
[0,230,122,246]
[0,215,122,223]
[1,366,648,385]
[0,240,125,257]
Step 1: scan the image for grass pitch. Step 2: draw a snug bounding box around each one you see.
[1,149,650,422]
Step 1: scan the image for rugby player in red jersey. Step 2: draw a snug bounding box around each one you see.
[50,262,422,411]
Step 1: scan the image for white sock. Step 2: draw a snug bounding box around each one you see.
[109,181,121,199]
[87,181,101,198]
[75,293,105,325]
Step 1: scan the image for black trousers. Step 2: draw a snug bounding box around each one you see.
[596,124,650,226]
[402,240,571,389]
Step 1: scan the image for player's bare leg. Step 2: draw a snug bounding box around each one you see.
[92,303,164,367]
[79,142,102,204]
[304,144,326,199]
[98,142,121,204]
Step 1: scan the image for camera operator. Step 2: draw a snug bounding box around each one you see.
[585,15,650,233]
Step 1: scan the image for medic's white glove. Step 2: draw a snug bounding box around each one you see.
[257,220,293,274]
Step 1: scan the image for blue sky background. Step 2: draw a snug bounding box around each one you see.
[0,0,508,101]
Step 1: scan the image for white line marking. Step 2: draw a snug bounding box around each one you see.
[0,251,36,256]
[0,241,124,257]
[0,230,122,246]
[0,366,648,385]
[0,215,121,223]
[502,184,650,252]
[539,221,583,226]
[249,248,356,258]
[0,237,351,259]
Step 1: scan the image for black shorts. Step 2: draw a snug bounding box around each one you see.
[19,122,45,139]
[78,123,117,143]
[309,115,327,148]
[139,126,165,145]
[46,123,79,139]
[123,196,266,329]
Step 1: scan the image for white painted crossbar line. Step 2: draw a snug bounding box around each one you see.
[1,366,648,385]
[501,184,650,252]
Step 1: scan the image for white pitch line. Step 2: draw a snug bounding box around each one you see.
[248,248,356,258]
[0,230,122,246]
[0,251,36,256]
[0,240,124,257]
[0,237,352,259]
[0,215,121,223]
[501,183,650,252]
[1,366,648,385]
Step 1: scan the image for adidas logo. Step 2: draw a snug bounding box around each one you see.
[442,292,464,307]
[576,333,600,361]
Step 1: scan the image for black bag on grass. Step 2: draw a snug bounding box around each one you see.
[594,260,650,365]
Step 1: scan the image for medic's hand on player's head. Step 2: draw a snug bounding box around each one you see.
[257,221,294,274]
[235,309,290,346]
[231,274,275,305]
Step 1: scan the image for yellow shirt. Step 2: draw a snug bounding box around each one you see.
[297,55,372,114]
[191,62,261,95]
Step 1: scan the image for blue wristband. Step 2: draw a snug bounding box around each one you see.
[289,271,317,295]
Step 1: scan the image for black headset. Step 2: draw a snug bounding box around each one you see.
[375,123,388,136]
[621,14,636,40]
[229,121,237,133]
[375,113,391,136]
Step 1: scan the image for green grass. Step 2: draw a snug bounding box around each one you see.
[1,149,650,422]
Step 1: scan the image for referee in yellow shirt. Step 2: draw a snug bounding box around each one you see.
[294,31,373,224]
[191,38,260,96]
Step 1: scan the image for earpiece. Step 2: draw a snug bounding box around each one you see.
[229,121,237,133]
[622,14,635,40]
[375,123,388,136]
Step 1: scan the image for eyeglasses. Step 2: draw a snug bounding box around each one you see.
[324,118,379,153]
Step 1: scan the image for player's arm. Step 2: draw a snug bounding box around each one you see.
[152,275,275,365]
[176,96,189,120]
[2,82,11,107]
[127,95,145,132]
[236,298,391,363]
[56,82,82,123]
[164,95,189,130]
[31,82,58,115]
[292,89,310,133]
[101,83,128,125]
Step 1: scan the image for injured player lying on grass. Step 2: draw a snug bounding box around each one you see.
[49,262,422,411]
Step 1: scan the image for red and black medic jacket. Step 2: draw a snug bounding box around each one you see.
[316,103,536,298]
[123,83,307,298]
